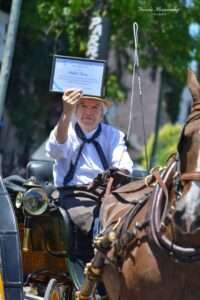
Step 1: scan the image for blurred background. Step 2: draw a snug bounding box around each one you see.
[0,0,200,177]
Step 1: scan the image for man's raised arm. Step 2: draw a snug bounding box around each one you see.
[53,88,82,143]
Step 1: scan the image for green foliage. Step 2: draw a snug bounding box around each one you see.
[5,0,200,164]
[106,74,126,102]
[35,0,200,83]
[37,0,94,53]
[139,123,182,167]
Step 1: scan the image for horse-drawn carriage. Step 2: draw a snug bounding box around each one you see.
[1,156,133,300]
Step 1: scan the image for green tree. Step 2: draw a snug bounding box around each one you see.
[139,123,182,167]
[4,0,200,167]
[35,0,200,82]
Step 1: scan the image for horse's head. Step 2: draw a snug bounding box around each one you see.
[174,70,200,234]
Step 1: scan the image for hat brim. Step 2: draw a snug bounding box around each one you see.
[80,96,112,107]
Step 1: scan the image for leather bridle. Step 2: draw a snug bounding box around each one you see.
[149,101,200,262]
[177,101,200,183]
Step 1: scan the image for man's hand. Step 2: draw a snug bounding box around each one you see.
[62,88,83,113]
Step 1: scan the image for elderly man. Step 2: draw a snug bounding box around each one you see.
[46,87,133,231]
[46,87,133,232]
[46,89,133,227]
[46,88,133,184]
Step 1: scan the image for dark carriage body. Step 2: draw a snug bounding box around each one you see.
[0,159,87,300]
[0,176,23,300]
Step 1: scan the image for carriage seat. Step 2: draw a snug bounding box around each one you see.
[26,160,53,184]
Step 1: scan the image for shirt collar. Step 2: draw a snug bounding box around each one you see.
[76,122,99,139]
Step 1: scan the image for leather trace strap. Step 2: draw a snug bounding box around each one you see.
[63,123,109,185]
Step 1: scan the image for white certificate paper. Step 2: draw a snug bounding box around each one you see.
[50,56,106,97]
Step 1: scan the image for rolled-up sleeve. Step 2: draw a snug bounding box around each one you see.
[45,130,72,160]
[110,130,133,174]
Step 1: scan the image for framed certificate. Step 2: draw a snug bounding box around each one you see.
[49,55,106,97]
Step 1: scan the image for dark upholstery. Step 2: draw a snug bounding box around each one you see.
[26,160,53,183]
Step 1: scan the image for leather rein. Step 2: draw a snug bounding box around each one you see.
[149,102,200,262]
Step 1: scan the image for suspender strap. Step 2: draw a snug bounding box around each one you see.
[63,123,109,185]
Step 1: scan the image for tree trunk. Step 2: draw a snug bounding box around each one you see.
[0,0,23,120]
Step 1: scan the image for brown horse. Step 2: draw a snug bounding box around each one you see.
[99,70,200,300]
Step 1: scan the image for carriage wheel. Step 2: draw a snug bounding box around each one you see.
[44,278,62,300]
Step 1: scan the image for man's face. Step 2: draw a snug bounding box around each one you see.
[75,98,103,132]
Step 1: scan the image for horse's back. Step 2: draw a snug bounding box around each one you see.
[100,178,152,229]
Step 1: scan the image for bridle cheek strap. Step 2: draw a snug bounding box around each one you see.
[191,101,200,112]
[181,172,200,182]
[178,102,200,183]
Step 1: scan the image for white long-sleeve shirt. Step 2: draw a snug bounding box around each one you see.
[46,122,133,187]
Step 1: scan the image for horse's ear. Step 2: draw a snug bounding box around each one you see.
[187,70,200,101]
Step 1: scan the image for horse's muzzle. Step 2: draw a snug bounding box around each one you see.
[174,208,200,234]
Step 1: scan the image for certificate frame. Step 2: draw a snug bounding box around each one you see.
[49,55,106,97]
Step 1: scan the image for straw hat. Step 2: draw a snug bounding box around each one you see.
[80,95,112,107]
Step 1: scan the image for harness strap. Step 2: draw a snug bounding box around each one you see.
[117,194,150,238]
